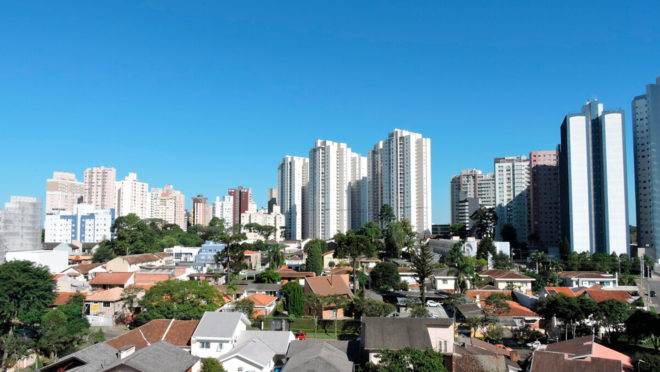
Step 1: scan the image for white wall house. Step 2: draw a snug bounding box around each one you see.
[191,312,250,359]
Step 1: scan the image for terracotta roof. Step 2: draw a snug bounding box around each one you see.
[465,290,512,300]
[244,294,277,307]
[397,267,415,274]
[135,273,171,284]
[53,292,78,306]
[86,287,124,302]
[584,289,633,303]
[557,271,616,279]
[90,272,134,286]
[120,253,169,265]
[329,267,353,275]
[544,287,577,297]
[530,351,621,372]
[479,269,534,280]
[480,300,540,317]
[70,262,104,275]
[106,319,199,351]
[322,250,335,256]
[468,337,511,357]
[304,275,354,298]
[243,250,257,255]
[276,270,316,279]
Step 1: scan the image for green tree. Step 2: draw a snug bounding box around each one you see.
[559,237,571,260]
[485,293,511,315]
[476,236,496,261]
[634,352,660,372]
[56,294,90,343]
[626,310,660,349]
[492,252,512,270]
[441,293,466,324]
[0,333,32,371]
[304,293,324,336]
[384,222,407,259]
[350,298,396,317]
[358,222,383,254]
[134,280,223,326]
[92,240,116,263]
[529,250,548,273]
[410,241,434,306]
[304,241,324,275]
[369,262,400,289]
[449,223,468,239]
[447,241,473,294]
[566,252,580,271]
[485,326,505,343]
[202,358,227,372]
[234,299,254,319]
[471,207,498,238]
[91,328,106,344]
[409,304,430,318]
[378,204,396,228]
[282,281,305,317]
[534,293,597,339]
[38,310,69,359]
[363,347,446,372]
[268,244,285,269]
[595,299,630,344]
[500,223,518,248]
[334,231,374,292]
[255,270,280,284]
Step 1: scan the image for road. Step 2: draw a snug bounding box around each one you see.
[638,272,660,311]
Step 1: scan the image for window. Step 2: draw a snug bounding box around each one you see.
[103,302,111,308]
[200,342,210,349]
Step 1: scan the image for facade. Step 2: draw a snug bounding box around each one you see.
[228,186,252,225]
[241,203,285,241]
[307,140,354,240]
[278,156,309,240]
[267,187,278,213]
[212,195,234,229]
[83,166,116,210]
[150,185,186,230]
[368,129,432,235]
[450,169,496,230]
[0,196,42,261]
[5,249,68,273]
[633,77,660,263]
[529,150,560,248]
[45,172,85,213]
[44,203,114,243]
[191,194,210,226]
[115,172,150,219]
[494,156,530,243]
[560,100,629,255]
[350,153,369,230]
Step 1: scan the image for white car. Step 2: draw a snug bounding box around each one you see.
[426,300,441,307]
[526,340,542,349]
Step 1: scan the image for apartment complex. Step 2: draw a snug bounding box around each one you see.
[0,196,42,261]
[44,204,114,243]
[150,185,186,230]
[45,172,84,213]
[450,169,495,230]
[191,194,211,226]
[494,156,530,243]
[115,173,150,219]
[212,195,234,229]
[530,150,561,248]
[278,156,309,240]
[560,100,629,255]
[84,166,116,210]
[633,77,660,262]
[228,186,252,225]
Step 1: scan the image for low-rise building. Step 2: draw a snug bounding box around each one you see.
[283,340,357,372]
[530,335,632,372]
[557,271,619,287]
[84,287,127,326]
[478,269,535,293]
[303,275,354,319]
[244,250,261,269]
[164,246,201,263]
[106,319,199,352]
[61,262,106,281]
[90,272,135,290]
[101,341,201,372]
[433,267,459,291]
[5,249,68,274]
[219,330,294,372]
[191,312,251,359]
[244,294,277,317]
[105,252,172,272]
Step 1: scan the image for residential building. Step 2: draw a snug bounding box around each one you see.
[228,186,252,225]
[191,312,251,359]
[303,275,354,319]
[278,155,309,240]
[243,294,277,317]
[494,156,530,243]
[633,77,660,263]
[106,319,199,351]
[560,100,629,255]
[361,317,454,364]
[307,140,354,240]
[350,152,369,230]
[89,272,135,290]
[45,171,85,213]
[44,203,114,243]
[5,249,68,273]
[84,166,116,210]
[191,194,210,226]
[164,246,201,263]
[530,335,632,372]
[60,262,105,281]
[40,342,119,372]
[283,340,357,372]
[105,252,171,272]
[478,269,535,293]
[450,169,496,230]
[0,196,42,261]
[219,330,294,372]
[241,202,285,241]
[101,341,201,372]
[84,287,127,326]
[268,187,278,213]
[150,185,186,230]
[213,194,234,229]
[115,172,150,219]
[368,129,432,235]
[529,150,560,248]
[433,267,459,291]
[557,271,618,287]
[194,241,226,271]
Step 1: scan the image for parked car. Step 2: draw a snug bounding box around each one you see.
[651,290,656,297]
[295,331,306,340]
[526,340,542,349]
[426,300,441,307]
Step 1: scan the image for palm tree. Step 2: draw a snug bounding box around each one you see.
[269,244,284,269]
[448,241,473,294]
[530,250,548,273]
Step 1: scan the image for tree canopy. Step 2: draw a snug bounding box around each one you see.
[334,230,374,292]
[304,240,324,275]
[370,262,400,290]
[364,347,447,372]
[255,270,280,284]
[410,241,434,305]
[282,281,305,317]
[0,260,56,331]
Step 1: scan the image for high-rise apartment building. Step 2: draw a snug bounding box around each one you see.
[0,196,42,261]
[241,203,285,241]
[450,169,495,230]
[278,156,309,240]
[560,100,629,255]
[267,188,278,213]
[84,166,116,210]
[115,172,150,219]
[494,156,530,243]
[350,153,369,230]
[45,172,84,213]
[150,185,186,230]
[308,140,355,240]
[530,150,560,248]
[212,195,234,229]
[228,186,252,225]
[633,77,660,263]
[44,204,114,243]
[368,129,432,235]
[191,194,210,226]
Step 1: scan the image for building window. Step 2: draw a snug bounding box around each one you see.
[103,302,111,308]
[200,342,210,349]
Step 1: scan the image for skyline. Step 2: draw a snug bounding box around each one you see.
[2,2,660,224]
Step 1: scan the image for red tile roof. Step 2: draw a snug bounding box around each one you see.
[86,287,124,302]
[465,290,512,301]
[106,319,199,351]
[322,250,335,257]
[90,272,134,286]
[584,289,633,303]
[243,250,257,255]
[304,275,354,298]
[52,292,78,307]
[479,269,534,280]
[70,262,104,275]
[244,294,277,307]
[134,273,171,284]
[544,287,577,297]
[480,300,540,317]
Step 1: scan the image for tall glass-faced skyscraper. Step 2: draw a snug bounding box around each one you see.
[633,77,660,263]
[560,100,629,256]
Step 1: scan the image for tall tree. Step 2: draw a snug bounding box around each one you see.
[369,262,400,289]
[305,242,324,275]
[384,222,407,259]
[595,299,630,344]
[358,222,383,253]
[476,236,496,261]
[530,250,548,273]
[441,292,466,325]
[449,223,468,239]
[282,281,305,317]
[471,207,498,238]
[255,270,280,284]
[447,241,473,293]
[38,310,69,359]
[334,231,374,292]
[234,299,254,319]
[410,241,434,305]
[268,244,285,269]
[378,204,395,228]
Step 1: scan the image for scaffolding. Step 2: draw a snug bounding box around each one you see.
[0,196,42,262]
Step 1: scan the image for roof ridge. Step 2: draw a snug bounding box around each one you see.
[162,319,175,341]
[138,328,151,346]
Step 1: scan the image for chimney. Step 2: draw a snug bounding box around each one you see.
[475,294,480,307]
[117,345,136,359]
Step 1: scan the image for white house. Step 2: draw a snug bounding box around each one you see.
[191,312,250,359]
[5,249,68,274]
[433,267,459,291]
[219,331,294,372]
[164,246,201,263]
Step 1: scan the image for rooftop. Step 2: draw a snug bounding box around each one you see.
[244,293,277,307]
[479,269,534,280]
[86,287,125,302]
[361,317,453,350]
[530,351,621,372]
[304,275,354,298]
[106,319,199,351]
[557,271,616,279]
[284,341,354,372]
[193,311,250,339]
[90,272,134,286]
[101,341,199,372]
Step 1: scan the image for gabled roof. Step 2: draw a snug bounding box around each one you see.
[90,272,134,286]
[40,342,118,372]
[86,287,124,302]
[275,268,316,279]
[244,293,277,307]
[480,300,540,318]
[193,312,250,339]
[219,338,275,368]
[544,287,578,297]
[106,319,199,351]
[361,317,453,350]
[304,275,354,298]
[101,341,199,372]
[479,269,534,281]
[53,292,79,307]
[118,253,170,265]
[68,263,104,275]
[240,330,294,355]
[283,341,353,372]
[542,334,633,370]
[530,351,621,372]
[134,273,171,284]
[584,289,633,303]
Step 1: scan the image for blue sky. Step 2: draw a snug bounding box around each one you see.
[1,1,659,224]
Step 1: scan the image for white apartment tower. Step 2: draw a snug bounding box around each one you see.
[84,166,116,210]
[368,129,432,235]
[278,156,309,240]
[633,77,660,263]
[150,185,186,230]
[45,204,114,243]
[45,172,84,213]
[0,196,42,261]
[307,140,355,240]
[115,172,150,219]
[212,195,234,229]
[494,156,530,243]
[560,100,629,255]
[350,153,369,230]
[450,169,495,229]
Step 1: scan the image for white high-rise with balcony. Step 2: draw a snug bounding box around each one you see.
[84,166,116,210]
[212,195,234,229]
[494,156,530,243]
[45,172,84,213]
[115,172,150,219]
[368,129,432,235]
[150,185,186,230]
[278,155,309,240]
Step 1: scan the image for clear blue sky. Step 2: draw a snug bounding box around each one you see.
[1,1,659,225]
